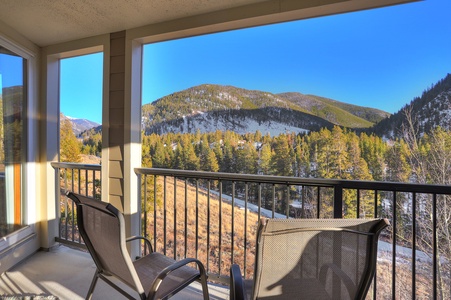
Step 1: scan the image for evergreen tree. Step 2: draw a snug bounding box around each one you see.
[236,142,258,174]
[385,139,411,183]
[259,143,272,175]
[221,140,236,173]
[270,134,293,176]
[60,119,81,162]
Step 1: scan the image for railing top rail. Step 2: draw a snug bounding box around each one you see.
[51,162,101,171]
[135,167,451,195]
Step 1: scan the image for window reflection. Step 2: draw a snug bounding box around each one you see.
[0,46,26,237]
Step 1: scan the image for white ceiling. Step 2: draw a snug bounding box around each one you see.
[0,0,268,47]
[0,0,417,47]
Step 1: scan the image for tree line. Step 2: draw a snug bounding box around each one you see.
[60,114,451,190]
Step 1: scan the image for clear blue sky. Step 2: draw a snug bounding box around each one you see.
[60,53,103,123]
[61,0,451,124]
[0,52,23,92]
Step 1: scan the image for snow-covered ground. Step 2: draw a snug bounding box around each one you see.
[160,112,310,136]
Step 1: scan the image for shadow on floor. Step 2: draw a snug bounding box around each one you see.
[0,245,229,300]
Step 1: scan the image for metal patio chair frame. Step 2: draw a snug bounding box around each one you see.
[67,191,209,300]
[230,217,389,300]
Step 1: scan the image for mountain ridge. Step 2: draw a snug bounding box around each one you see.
[60,113,100,136]
[70,73,451,139]
[142,84,389,135]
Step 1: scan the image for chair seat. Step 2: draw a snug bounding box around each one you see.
[134,252,201,299]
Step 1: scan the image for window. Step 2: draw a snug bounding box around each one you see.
[60,52,103,162]
[0,46,27,237]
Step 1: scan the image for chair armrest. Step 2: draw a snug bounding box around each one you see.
[126,235,153,254]
[319,263,356,298]
[147,257,208,299]
[230,264,246,300]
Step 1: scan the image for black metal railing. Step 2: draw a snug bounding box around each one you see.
[136,167,451,300]
[51,162,101,248]
[51,162,451,299]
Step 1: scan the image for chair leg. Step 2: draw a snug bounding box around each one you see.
[86,269,100,300]
[200,273,210,300]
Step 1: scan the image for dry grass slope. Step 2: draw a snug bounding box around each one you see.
[147,176,259,279]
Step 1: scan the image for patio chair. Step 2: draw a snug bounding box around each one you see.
[230,218,389,300]
[66,191,209,300]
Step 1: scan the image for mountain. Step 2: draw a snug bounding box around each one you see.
[278,92,389,127]
[142,84,388,135]
[60,113,100,136]
[370,73,451,138]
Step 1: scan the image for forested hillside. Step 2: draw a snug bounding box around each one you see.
[370,73,451,138]
[142,124,451,185]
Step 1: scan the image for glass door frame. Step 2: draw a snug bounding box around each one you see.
[0,34,36,255]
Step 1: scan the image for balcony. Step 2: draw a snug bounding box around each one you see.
[3,162,451,299]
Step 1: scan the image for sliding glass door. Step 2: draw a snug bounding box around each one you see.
[0,46,26,237]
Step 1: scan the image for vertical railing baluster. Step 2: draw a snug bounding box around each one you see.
[301,185,305,218]
[71,169,75,193]
[85,169,88,196]
[333,185,343,219]
[232,181,235,265]
[173,176,177,260]
[412,192,416,300]
[143,174,148,255]
[207,180,211,273]
[70,196,74,242]
[78,169,81,194]
[184,178,188,259]
[392,192,397,300]
[93,170,96,199]
[374,190,378,217]
[258,183,261,220]
[219,181,223,276]
[317,186,321,218]
[63,169,68,241]
[153,175,157,253]
[244,182,248,278]
[71,169,77,243]
[356,189,360,218]
[432,193,437,300]
[272,184,276,218]
[286,184,290,218]
[373,189,379,300]
[163,176,167,256]
[195,180,199,260]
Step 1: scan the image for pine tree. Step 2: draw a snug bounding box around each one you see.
[270,134,293,176]
[259,143,272,175]
[236,142,258,174]
[60,119,81,162]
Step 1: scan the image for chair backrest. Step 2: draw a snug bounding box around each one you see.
[67,192,144,294]
[253,218,389,300]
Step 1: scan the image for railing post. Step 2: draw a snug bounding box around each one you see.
[333,184,343,218]
[137,173,144,254]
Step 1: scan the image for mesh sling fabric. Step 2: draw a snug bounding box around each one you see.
[253,219,382,300]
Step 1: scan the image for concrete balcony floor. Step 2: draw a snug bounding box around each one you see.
[0,245,229,300]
